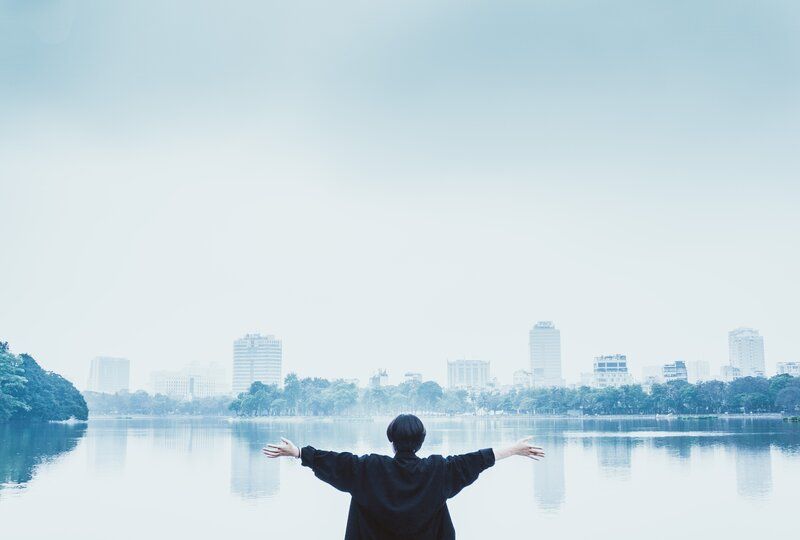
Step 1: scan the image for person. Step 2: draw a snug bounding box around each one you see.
[262,413,545,539]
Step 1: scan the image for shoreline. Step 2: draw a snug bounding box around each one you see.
[84,412,789,422]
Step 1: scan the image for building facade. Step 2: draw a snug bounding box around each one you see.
[447,359,490,389]
[776,362,800,376]
[720,365,742,382]
[404,372,422,383]
[728,327,765,377]
[529,321,564,388]
[87,356,130,394]
[232,333,282,395]
[589,354,633,388]
[369,369,389,388]
[150,362,228,400]
[513,369,532,388]
[662,360,688,382]
[686,361,711,383]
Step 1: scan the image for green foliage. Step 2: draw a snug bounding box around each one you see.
[0,342,87,422]
[84,390,232,416]
[0,342,29,421]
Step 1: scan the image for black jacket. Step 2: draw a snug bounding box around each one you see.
[300,445,496,539]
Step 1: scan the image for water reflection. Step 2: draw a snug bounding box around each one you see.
[86,421,127,471]
[0,422,86,489]
[533,438,565,511]
[596,437,634,479]
[230,423,280,498]
[734,444,772,500]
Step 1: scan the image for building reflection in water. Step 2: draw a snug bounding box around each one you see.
[230,424,280,499]
[86,420,128,471]
[596,437,633,480]
[533,438,565,511]
[0,422,87,489]
[734,444,772,500]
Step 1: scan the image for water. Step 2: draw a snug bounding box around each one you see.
[1,417,798,539]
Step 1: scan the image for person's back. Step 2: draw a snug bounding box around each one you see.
[263,414,544,539]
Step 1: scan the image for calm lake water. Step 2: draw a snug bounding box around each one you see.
[1,416,798,539]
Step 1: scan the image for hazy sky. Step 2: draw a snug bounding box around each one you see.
[1,1,799,390]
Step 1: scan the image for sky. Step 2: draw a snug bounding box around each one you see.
[1,0,799,390]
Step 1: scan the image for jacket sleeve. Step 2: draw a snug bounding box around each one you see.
[300,446,365,494]
[444,448,495,498]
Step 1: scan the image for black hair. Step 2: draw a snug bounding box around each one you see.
[386,414,426,454]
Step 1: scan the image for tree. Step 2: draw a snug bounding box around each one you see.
[775,386,800,413]
[0,342,29,421]
[1,343,87,422]
[417,381,444,411]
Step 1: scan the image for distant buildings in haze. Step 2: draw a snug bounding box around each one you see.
[529,321,564,388]
[232,333,282,395]
[150,362,228,400]
[662,360,688,383]
[447,359,490,389]
[720,365,742,382]
[728,327,765,378]
[369,369,389,388]
[686,360,711,383]
[776,362,800,376]
[404,372,422,383]
[513,369,532,388]
[584,354,633,388]
[87,356,130,394]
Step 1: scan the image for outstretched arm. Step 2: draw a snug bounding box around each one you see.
[493,436,545,461]
[263,436,364,494]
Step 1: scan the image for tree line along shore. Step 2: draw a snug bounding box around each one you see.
[85,372,800,417]
[3,339,799,421]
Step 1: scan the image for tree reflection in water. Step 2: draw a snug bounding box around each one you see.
[0,422,87,489]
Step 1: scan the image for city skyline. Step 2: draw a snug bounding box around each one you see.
[67,323,794,394]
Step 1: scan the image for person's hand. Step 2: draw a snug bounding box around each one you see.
[262,437,300,459]
[513,436,545,460]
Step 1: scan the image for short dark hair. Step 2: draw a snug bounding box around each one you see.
[386,414,426,454]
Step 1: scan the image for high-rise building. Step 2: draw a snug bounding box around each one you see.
[369,369,389,388]
[512,369,532,388]
[588,354,633,388]
[150,362,228,400]
[686,361,711,383]
[529,321,564,388]
[662,360,688,382]
[232,333,282,395]
[87,356,130,394]
[447,359,490,389]
[728,327,765,377]
[777,362,800,376]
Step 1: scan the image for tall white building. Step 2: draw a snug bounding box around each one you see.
[588,354,633,388]
[232,333,282,395]
[87,356,130,394]
[447,359,490,389]
[529,321,564,388]
[150,362,228,400]
[728,328,765,377]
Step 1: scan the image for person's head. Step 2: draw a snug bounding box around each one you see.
[386,414,426,454]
